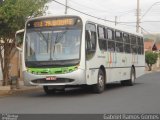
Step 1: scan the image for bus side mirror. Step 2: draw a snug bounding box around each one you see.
[15,39,22,52]
[16,47,22,52]
[15,29,24,52]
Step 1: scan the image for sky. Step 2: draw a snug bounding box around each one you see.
[46,0,160,34]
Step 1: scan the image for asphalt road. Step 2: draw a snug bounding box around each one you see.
[0,72,160,114]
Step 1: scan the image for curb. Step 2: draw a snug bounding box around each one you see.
[0,87,42,97]
[0,91,12,98]
[145,69,160,74]
[11,87,42,94]
[0,86,12,97]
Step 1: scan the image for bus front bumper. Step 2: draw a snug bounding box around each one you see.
[23,68,86,86]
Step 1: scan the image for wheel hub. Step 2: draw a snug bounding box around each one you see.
[99,75,104,88]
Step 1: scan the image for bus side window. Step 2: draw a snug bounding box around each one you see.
[124,44,131,53]
[137,37,144,55]
[141,37,144,47]
[98,26,107,51]
[124,33,131,53]
[85,30,91,51]
[130,35,137,54]
[131,45,137,54]
[123,33,130,43]
[108,41,115,52]
[115,31,123,52]
[85,23,97,60]
[137,37,141,55]
[115,31,123,42]
[141,37,144,54]
[130,35,136,45]
[85,31,96,51]
[91,31,96,50]
[107,29,115,52]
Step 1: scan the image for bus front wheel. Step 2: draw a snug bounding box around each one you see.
[93,69,105,93]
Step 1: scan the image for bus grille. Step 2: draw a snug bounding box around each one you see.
[31,78,74,84]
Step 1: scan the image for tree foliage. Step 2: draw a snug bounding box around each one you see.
[0,0,50,38]
[145,51,158,71]
[0,0,50,86]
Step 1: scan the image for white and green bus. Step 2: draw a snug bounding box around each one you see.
[21,15,145,94]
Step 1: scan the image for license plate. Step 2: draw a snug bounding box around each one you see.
[46,76,57,81]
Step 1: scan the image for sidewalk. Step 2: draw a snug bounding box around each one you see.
[145,67,160,74]
[11,81,42,94]
[0,80,41,97]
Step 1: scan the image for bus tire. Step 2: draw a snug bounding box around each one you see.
[121,67,135,86]
[129,67,136,86]
[43,86,55,95]
[93,69,105,93]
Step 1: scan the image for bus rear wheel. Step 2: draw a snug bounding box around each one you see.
[129,68,136,86]
[121,67,135,86]
[93,69,105,93]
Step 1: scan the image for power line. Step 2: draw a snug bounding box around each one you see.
[142,21,160,23]
[52,0,115,23]
[118,21,137,24]
[141,1,160,20]
[139,26,151,34]
[69,0,111,14]
[118,9,136,14]
[118,10,135,17]
[118,23,136,28]
[52,0,160,30]
[118,11,135,17]
[118,20,160,24]
[69,0,137,20]
[69,0,135,16]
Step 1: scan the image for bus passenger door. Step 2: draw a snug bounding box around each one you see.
[85,23,97,84]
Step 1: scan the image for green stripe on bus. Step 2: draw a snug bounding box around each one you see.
[27,66,78,75]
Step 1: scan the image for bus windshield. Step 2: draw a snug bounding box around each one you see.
[25,27,82,67]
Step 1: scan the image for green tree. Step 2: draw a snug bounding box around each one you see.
[145,51,158,71]
[0,0,51,86]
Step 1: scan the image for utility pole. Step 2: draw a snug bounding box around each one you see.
[65,0,68,14]
[115,16,117,26]
[136,0,140,33]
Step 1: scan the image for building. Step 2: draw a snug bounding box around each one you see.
[144,40,157,52]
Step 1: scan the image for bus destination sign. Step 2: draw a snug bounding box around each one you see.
[27,18,75,28]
